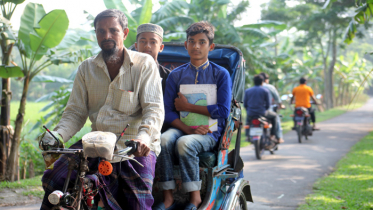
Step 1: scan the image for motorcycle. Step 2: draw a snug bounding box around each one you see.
[292,107,313,143]
[246,115,278,160]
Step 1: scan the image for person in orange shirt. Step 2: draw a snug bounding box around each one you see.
[290,77,320,129]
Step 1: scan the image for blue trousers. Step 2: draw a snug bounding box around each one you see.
[157,128,216,192]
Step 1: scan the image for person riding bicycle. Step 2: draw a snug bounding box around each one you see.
[154,21,232,210]
[259,72,284,143]
[244,75,279,142]
[38,9,164,210]
[290,77,320,130]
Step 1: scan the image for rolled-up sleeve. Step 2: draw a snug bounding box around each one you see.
[55,64,89,142]
[136,58,164,146]
[207,69,232,119]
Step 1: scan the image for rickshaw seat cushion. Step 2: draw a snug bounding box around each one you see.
[198,151,217,168]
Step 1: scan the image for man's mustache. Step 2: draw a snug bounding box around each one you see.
[101,40,116,46]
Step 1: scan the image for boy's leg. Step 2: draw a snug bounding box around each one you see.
[276,115,284,143]
[176,134,216,206]
[265,111,278,139]
[157,128,184,189]
[157,128,184,208]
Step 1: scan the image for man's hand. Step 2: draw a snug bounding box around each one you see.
[38,131,64,151]
[189,125,212,135]
[174,92,190,112]
[132,139,151,157]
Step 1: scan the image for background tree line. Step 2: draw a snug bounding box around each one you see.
[0,0,372,181]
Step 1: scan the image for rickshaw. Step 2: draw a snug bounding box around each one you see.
[44,43,253,210]
[147,42,253,210]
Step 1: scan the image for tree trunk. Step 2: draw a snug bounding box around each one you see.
[5,76,30,181]
[28,160,34,178]
[0,40,14,178]
[328,31,337,108]
[16,153,19,181]
[22,160,27,180]
[323,30,337,109]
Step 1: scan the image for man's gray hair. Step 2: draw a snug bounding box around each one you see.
[94,9,128,30]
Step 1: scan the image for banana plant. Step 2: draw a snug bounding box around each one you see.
[5,2,71,181]
[0,0,26,179]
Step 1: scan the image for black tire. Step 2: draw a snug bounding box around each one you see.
[297,126,302,143]
[254,138,262,160]
[233,191,248,210]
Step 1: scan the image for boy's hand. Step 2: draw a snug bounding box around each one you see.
[190,125,212,135]
[174,92,190,111]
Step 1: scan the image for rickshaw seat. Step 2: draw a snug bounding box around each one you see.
[198,151,217,168]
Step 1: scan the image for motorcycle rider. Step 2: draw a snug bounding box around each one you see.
[244,75,279,142]
[290,77,320,130]
[259,72,284,143]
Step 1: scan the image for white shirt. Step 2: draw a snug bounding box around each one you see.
[55,47,164,160]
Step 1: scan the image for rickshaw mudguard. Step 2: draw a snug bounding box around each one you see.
[219,179,253,210]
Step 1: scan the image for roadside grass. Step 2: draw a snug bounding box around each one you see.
[22,188,45,199]
[0,175,42,190]
[297,131,373,210]
[10,101,51,124]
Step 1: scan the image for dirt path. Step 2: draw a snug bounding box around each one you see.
[243,98,373,209]
[0,187,42,208]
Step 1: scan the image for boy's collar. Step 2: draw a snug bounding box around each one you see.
[190,60,210,71]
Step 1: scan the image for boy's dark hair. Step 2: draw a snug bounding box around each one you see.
[94,9,128,30]
[186,21,215,45]
[259,72,269,80]
[253,75,264,86]
[300,77,307,84]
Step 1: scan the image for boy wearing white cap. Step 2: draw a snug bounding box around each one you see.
[135,23,171,94]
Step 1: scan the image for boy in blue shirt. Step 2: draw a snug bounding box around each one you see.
[154,22,231,210]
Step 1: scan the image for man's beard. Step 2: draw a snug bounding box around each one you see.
[101,40,121,64]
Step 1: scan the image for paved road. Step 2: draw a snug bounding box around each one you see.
[1,203,40,210]
[3,99,373,210]
[244,98,373,210]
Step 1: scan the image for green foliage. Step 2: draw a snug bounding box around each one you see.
[31,86,73,131]
[1,0,25,4]
[17,3,46,58]
[30,10,69,51]
[0,65,23,78]
[298,131,373,210]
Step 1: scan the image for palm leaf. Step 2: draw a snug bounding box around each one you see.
[139,0,152,24]
[151,0,189,23]
[155,16,194,30]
